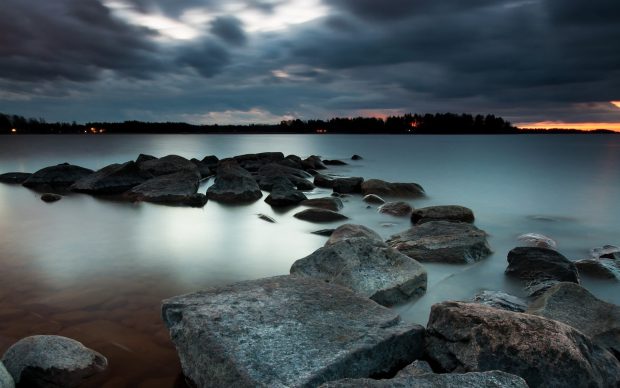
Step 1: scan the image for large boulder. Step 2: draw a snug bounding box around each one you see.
[0,172,31,184]
[314,173,335,188]
[294,208,349,223]
[326,224,384,246]
[332,177,364,194]
[302,155,327,170]
[378,201,413,217]
[138,155,199,176]
[22,163,94,190]
[290,238,427,306]
[125,170,206,207]
[410,205,474,224]
[425,301,620,388]
[505,247,579,284]
[256,163,314,191]
[190,158,213,178]
[361,179,425,198]
[1,335,107,388]
[70,161,152,195]
[162,276,425,388]
[207,162,263,204]
[264,183,307,207]
[233,152,285,171]
[386,221,492,264]
[300,197,343,212]
[527,282,620,359]
[0,362,14,388]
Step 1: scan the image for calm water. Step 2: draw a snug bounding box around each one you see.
[1,134,619,386]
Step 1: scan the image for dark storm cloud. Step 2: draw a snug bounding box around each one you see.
[210,16,247,46]
[177,41,232,78]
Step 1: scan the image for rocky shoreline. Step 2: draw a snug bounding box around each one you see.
[1,152,620,387]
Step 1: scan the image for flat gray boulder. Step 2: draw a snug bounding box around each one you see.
[294,208,349,223]
[162,275,425,388]
[1,335,107,388]
[71,161,152,195]
[326,224,384,246]
[0,172,31,184]
[23,163,94,190]
[386,221,491,264]
[207,162,263,204]
[361,179,425,198]
[471,290,527,312]
[411,205,474,224]
[425,301,620,388]
[290,238,427,306]
[138,155,199,176]
[0,361,14,388]
[505,247,579,284]
[300,197,343,212]
[125,170,206,207]
[527,282,620,359]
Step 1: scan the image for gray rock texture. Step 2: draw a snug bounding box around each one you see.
[300,197,343,212]
[125,170,206,207]
[290,238,427,306]
[386,221,491,264]
[71,161,152,195]
[0,362,14,388]
[378,202,413,217]
[471,290,528,312]
[23,163,94,190]
[162,275,425,388]
[1,335,107,388]
[425,301,620,388]
[527,282,620,359]
[138,155,199,177]
[207,162,263,204]
[314,173,334,188]
[361,179,425,198]
[332,177,364,194]
[0,173,31,184]
[505,247,579,284]
[575,258,618,279]
[410,205,474,224]
[294,208,349,223]
[363,194,385,204]
[326,224,384,246]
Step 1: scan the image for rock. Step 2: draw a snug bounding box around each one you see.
[290,238,427,306]
[471,290,527,312]
[326,224,384,246]
[300,197,343,212]
[397,360,434,377]
[70,161,152,195]
[314,174,335,189]
[351,154,363,160]
[23,163,94,190]
[207,162,263,204]
[278,155,304,170]
[320,370,528,388]
[505,247,579,284]
[40,193,62,203]
[135,153,157,165]
[190,158,213,178]
[257,214,276,223]
[363,194,385,204]
[125,170,205,207]
[410,205,474,224]
[294,208,349,223]
[0,362,14,388]
[1,335,107,388]
[425,301,620,388]
[311,229,335,236]
[378,201,413,217]
[524,279,559,298]
[0,172,31,184]
[302,155,327,170]
[200,155,219,169]
[139,154,199,177]
[256,163,314,191]
[575,258,618,279]
[591,245,620,260]
[527,282,620,359]
[361,179,425,198]
[257,175,294,191]
[332,177,364,194]
[233,152,285,171]
[323,159,348,166]
[162,275,425,388]
[387,221,492,264]
[516,233,557,250]
[264,184,307,207]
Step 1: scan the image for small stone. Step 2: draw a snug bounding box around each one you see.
[41,193,62,202]
[378,201,413,217]
[257,214,276,223]
[294,208,349,223]
[363,194,385,204]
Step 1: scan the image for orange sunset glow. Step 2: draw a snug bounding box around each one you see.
[518,121,620,132]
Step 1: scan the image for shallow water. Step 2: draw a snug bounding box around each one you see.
[0,134,619,386]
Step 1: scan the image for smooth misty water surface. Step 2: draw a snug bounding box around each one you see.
[0,134,619,386]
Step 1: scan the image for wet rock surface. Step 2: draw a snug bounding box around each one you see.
[71,161,152,195]
[326,224,384,246]
[40,193,62,203]
[125,170,205,207]
[0,172,31,184]
[162,275,425,388]
[575,258,618,279]
[387,221,491,264]
[363,194,385,204]
[471,290,527,312]
[294,208,349,223]
[300,197,343,212]
[516,233,557,250]
[23,163,94,190]
[332,177,364,194]
[410,205,474,224]
[361,179,425,198]
[0,362,14,388]
[378,201,413,217]
[1,335,108,388]
[425,301,620,388]
[207,162,263,204]
[138,155,199,177]
[290,238,427,306]
[505,247,579,284]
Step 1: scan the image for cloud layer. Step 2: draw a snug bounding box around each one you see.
[1,0,619,125]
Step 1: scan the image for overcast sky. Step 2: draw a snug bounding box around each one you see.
[1,0,619,126]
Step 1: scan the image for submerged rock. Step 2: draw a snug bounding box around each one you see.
[332,177,364,194]
[471,290,528,312]
[363,194,385,204]
[125,170,205,207]
[590,245,620,260]
[40,193,62,203]
[351,154,363,160]
[0,172,31,184]
[425,301,620,388]
[410,205,474,224]
[1,335,107,388]
[257,214,276,223]
[71,161,152,195]
[505,247,579,284]
[387,221,491,264]
[300,197,343,212]
[264,185,307,207]
[162,275,425,388]
[527,282,620,359]
[207,162,262,204]
[23,163,94,190]
[326,224,384,246]
[294,208,349,223]
[361,179,425,198]
[378,201,413,217]
[516,233,557,250]
[291,238,427,306]
[311,229,336,236]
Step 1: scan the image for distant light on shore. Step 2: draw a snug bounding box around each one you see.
[11,128,16,133]
[518,121,620,132]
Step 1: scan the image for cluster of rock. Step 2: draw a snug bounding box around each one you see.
[0,335,107,387]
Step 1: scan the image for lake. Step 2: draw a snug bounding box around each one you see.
[1,134,619,387]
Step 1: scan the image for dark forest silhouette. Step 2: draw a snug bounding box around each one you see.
[0,112,614,135]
